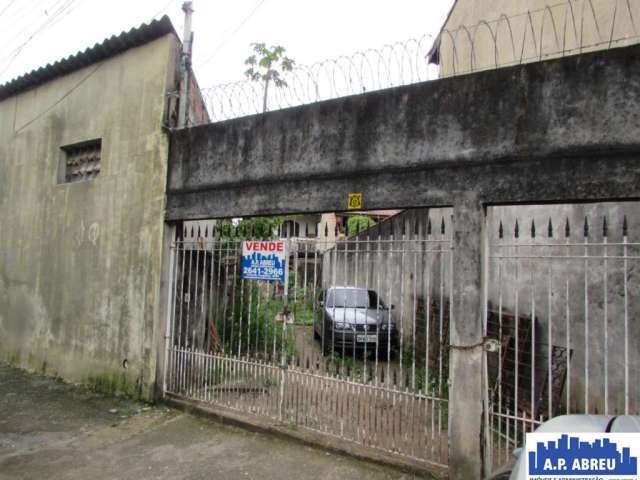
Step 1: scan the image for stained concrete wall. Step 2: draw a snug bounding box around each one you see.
[0,34,179,399]
[166,43,640,221]
[436,0,640,76]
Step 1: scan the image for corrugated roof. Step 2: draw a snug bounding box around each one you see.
[0,15,176,101]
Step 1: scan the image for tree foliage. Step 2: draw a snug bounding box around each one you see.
[218,217,282,240]
[244,43,295,112]
[346,215,376,237]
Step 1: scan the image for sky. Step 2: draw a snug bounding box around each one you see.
[0,0,455,88]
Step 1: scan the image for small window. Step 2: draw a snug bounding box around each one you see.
[60,139,101,183]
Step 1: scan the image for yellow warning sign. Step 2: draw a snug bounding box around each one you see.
[347,193,362,210]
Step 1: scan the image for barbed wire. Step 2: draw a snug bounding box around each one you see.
[200,34,437,122]
[199,0,640,123]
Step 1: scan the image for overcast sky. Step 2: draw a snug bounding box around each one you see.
[0,0,454,88]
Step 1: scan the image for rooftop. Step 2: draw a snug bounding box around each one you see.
[0,15,176,101]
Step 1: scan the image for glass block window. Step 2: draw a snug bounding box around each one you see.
[61,139,101,183]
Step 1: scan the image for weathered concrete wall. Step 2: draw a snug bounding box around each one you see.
[167,43,640,221]
[0,35,178,399]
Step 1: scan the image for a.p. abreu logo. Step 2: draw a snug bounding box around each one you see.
[527,433,640,480]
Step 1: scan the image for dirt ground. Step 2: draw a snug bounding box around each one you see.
[0,362,430,480]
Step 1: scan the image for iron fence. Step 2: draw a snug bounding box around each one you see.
[163,213,452,467]
[485,206,640,473]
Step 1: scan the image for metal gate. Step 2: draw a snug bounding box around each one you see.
[484,204,640,474]
[163,211,452,468]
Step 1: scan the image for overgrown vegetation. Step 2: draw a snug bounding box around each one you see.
[217,216,283,240]
[347,215,376,237]
[219,282,296,360]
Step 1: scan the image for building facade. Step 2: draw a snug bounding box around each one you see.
[429,0,640,76]
[0,17,205,399]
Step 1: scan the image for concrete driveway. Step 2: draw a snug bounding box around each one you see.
[0,363,421,480]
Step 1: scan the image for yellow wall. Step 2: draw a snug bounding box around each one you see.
[437,0,640,76]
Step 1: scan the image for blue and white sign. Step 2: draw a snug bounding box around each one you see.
[527,433,640,480]
[241,240,286,281]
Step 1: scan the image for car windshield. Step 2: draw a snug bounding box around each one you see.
[325,289,381,308]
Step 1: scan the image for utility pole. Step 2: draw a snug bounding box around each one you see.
[178,1,194,128]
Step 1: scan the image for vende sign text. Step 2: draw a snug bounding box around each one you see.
[241,240,286,281]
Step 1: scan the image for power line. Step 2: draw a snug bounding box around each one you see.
[0,0,62,39]
[0,0,18,18]
[152,0,178,20]
[0,0,70,57]
[0,0,80,78]
[14,62,102,133]
[0,0,42,28]
[198,0,266,67]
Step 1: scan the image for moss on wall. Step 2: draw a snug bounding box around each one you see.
[0,34,180,401]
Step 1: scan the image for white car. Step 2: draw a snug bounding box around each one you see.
[489,415,640,480]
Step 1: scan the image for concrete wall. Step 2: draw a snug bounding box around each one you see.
[166,44,640,222]
[437,0,640,76]
[0,34,179,399]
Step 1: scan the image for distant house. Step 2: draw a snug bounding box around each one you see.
[428,0,640,77]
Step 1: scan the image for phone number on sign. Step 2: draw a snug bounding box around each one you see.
[243,267,284,277]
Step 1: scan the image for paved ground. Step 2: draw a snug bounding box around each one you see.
[0,363,422,480]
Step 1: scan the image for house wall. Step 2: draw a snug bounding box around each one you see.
[437,0,640,76]
[0,34,179,399]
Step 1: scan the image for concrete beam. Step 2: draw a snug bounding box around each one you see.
[167,44,640,220]
[167,153,640,220]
